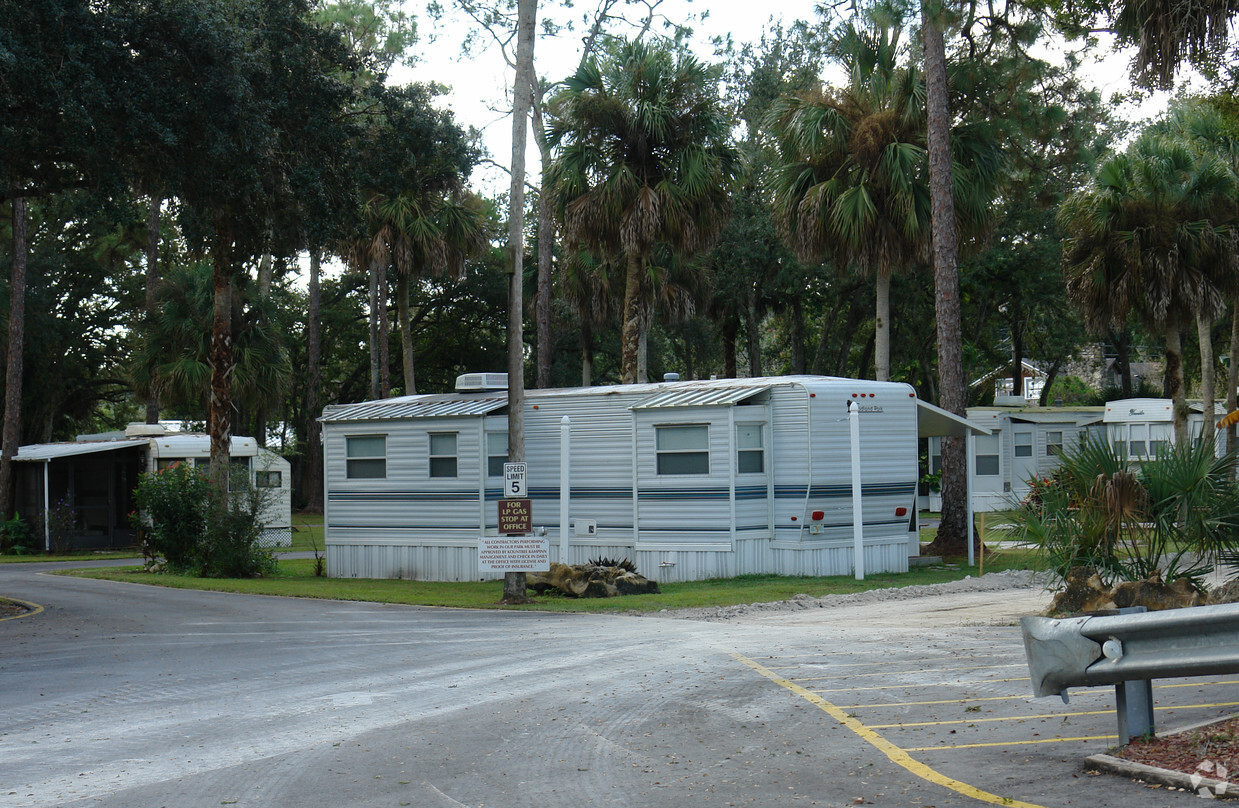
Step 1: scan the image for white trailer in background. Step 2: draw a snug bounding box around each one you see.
[321,374,978,582]
[1102,398,1225,459]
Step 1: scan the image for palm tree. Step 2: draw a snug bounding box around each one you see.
[369,191,491,395]
[767,24,933,384]
[1061,133,1238,442]
[547,39,739,384]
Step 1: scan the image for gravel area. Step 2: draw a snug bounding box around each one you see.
[651,568,1046,623]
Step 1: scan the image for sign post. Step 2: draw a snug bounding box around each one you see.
[480,461,548,574]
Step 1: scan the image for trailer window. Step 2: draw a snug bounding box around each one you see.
[1014,431,1033,457]
[975,434,1000,476]
[429,432,458,478]
[256,470,282,488]
[486,432,508,477]
[346,435,386,479]
[736,424,764,474]
[656,425,709,475]
[1046,431,1063,456]
[1130,424,1148,457]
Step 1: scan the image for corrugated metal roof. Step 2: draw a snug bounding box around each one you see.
[631,385,770,409]
[322,397,508,422]
[14,439,148,462]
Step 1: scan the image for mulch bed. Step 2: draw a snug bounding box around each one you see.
[1115,716,1239,783]
[0,598,29,619]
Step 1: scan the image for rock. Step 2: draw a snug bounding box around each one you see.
[1048,568,1206,616]
[1048,567,1114,616]
[1209,579,1239,605]
[526,560,660,598]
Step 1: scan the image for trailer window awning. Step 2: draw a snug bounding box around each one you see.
[1010,412,1103,426]
[917,400,990,438]
[14,439,148,462]
[321,397,508,422]
[631,385,771,410]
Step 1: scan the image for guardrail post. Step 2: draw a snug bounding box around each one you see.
[1113,606,1154,742]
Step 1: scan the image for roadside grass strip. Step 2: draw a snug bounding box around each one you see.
[732,651,1053,808]
[0,596,43,621]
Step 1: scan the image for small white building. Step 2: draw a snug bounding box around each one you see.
[1102,398,1225,459]
[321,374,980,583]
[926,397,1227,513]
[14,424,292,551]
[927,404,1104,512]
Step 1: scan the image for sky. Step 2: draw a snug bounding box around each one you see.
[392,0,1180,197]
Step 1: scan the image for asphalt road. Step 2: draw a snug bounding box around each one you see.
[3,562,1237,808]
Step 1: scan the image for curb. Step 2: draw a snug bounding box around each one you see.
[1085,754,1236,798]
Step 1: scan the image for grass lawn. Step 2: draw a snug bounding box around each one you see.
[63,548,1042,613]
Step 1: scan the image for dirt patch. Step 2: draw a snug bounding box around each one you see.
[0,597,29,619]
[1115,715,1239,785]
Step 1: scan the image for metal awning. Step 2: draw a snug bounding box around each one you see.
[1009,411,1104,425]
[631,385,771,410]
[14,439,148,462]
[321,397,508,422]
[916,400,990,438]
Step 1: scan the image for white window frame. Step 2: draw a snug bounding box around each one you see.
[1046,431,1063,456]
[975,433,1000,476]
[655,424,709,476]
[1014,430,1033,458]
[346,435,387,479]
[736,423,765,474]
[429,432,458,478]
[485,431,508,478]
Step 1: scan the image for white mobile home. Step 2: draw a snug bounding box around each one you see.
[14,424,292,551]
[321,374,977,582]
[1102,398,1225,459]
[927,404,1104,512]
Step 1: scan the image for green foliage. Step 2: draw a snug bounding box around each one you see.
[132,463,275,577]
[1013,433,1239,586]
[0,513,34,555]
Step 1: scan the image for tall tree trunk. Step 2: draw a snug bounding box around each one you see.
[254,251,273,447]
[834,297,865,376]
[0,198,27,519]
[722,316,738,379]
[208,235,235,490]
[536,182,555,388]
[378,265,390,399]
[503,0,537,604]
[789,296,806,375]
[746,287,763,377]
[398,272,416,395]
[874,268,890,381]
[579,313,593,387]
[304,250,324,512]
[921,8,972,557]
[1165,325,1187,444]
[620,251,643,384]
[1199,312,1216,443]
[1227,301,1238,464]
[1011,317,1024,398]
[368,258,381,400]
[145,195,162,424]
[1112,329,1133,396]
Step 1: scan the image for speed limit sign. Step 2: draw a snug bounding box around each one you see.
[503,462,527,499]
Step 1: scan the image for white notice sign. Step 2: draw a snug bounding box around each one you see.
[478,536,550,574]
[503,461,527,499]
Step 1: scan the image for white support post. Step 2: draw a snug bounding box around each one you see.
[560,416,571,565]
[966,430,976,568]
[43,460,50,552]
[848,401,864,581]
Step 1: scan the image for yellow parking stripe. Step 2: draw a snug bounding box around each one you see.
[869,700,1239,729]
[788,663,1027,682]
[732,652,1051,808]
[842,694,1033,709]
[811,676,1029,693]
[904,735,1115,752]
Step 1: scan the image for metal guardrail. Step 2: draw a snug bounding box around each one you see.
[1021,603,1239,740]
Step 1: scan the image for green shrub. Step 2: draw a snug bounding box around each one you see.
[1014,432,1239,587]
[132,462,276,578]
[0,513,34,555]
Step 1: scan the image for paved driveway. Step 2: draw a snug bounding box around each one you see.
[2,562,1236,807]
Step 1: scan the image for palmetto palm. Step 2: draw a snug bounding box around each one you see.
[547,39,739,384]
[766,24,930,383]
[368,191,491,395]
[1061,133,1238,440]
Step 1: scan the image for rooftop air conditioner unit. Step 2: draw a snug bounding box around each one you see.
[455,372,509,393]
[124,423,168,437]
